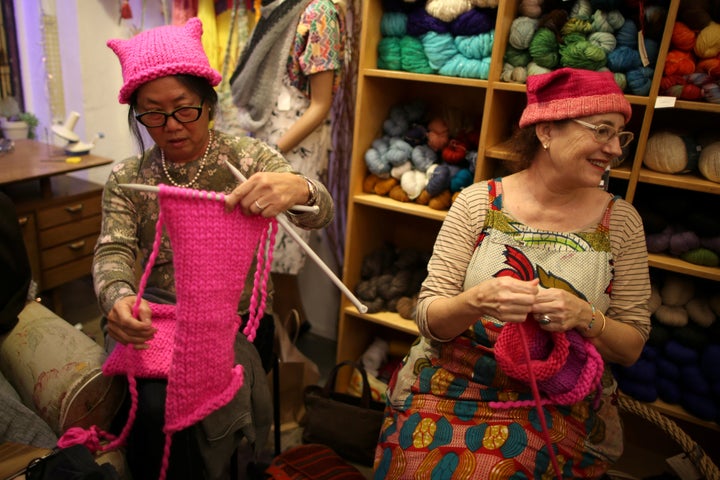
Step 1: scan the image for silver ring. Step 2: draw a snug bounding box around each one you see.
[538,315,551,325]
[254,200,265,211]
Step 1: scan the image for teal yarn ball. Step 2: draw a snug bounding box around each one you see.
[399,36,435,74]
[504,45,532,66]
[454,31,494,59]
[381,12,408,37]
[439,54,490,79]
[529,28,559,69]
[450,168,473,192]
[421,31,458,70]
[560,40,607,70]
[626,66,654,95]
[378,37,402,70]
[509,16,538,50]
[607,46,642,72]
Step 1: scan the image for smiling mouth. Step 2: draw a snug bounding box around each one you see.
[588,159,607,168]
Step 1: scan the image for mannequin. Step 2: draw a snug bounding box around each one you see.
[229,0,346,331]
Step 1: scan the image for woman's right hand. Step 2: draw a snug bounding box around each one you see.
[463,277,539,324]
[106,295,156,347]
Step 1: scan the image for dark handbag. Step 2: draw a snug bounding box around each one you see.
[301,360,386,467]
[23,445,119,480]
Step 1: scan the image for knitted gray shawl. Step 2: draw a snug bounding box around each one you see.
[230,0,312,132]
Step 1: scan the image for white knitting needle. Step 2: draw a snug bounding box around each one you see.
[118,183,319,214]
[222,159,368,314]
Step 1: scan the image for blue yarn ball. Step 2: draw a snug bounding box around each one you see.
[426,163,451,196]
[439,53,491,79]
[626,67,654,96]
[450,168,473,192]
[454,32,494,59]
[643,38,659,64]
[615,20,638,48]
[655,356,680,381]
[411,144,437,171]
[700,344,720,381]
[384,138,414,166]
[607,46,642,72]
[365,148,391,177]
[617,377,658,402]
[618,357,657,382]
[656,376,681,404]
[664,339,699,365]
[681,365,711,395]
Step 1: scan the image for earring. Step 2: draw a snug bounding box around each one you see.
[543,143,549,150]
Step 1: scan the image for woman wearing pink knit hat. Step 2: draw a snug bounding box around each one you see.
[374,68,651,479]
[93,18,334,480]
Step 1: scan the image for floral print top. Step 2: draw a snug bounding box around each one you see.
[92,130,334,316]
[287,0,345,96]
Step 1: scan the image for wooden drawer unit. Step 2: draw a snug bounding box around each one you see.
[7,175,104,292]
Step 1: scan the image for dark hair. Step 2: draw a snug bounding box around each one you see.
[506,126,541,172]
[126,74,219,154]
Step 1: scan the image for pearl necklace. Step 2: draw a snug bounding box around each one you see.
[160,131,213,188]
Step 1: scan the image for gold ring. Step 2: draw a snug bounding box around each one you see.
[254,200,265,211]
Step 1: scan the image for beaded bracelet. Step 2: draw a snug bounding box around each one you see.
[585,303,607,338]
[587,303,597,331]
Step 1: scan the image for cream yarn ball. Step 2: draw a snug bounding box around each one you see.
[643,131,699,174]
[699,141,720,183]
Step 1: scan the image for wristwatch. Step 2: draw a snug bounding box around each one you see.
[304,177,318,206]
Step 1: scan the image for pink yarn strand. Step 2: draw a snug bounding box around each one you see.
[517,316,562,480]
[244,219,277,341]
[132,202,166,317]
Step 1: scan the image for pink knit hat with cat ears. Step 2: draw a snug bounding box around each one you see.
[519,67,632,128]
[107,17,222,104]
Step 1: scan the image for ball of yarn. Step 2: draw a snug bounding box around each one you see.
[654,305,689,327]
[588,31,617,53]
[626,66,654,95]
[381,12,408,37]
[378,37,402,70]
[656,377,682,405]
[406,7,450,36]
[591,9,615,33]
[649,284,662,313]
[643,131,699,174]
[374,177,398,196]
[449,8,495,36]
[671,21,697,51]
[442,139,468,164]
[509,16,538,50]
[400,36,435,74]
[560,40,607,70]
[427,118,450,151]
[500,63,528,83]
[401,169,429,200]
[428,189,452,210]
[681,248,720,267]
[695,21,720,58]
[615,19,638,48]
[669,230,701,256]
[561,18,593,37]
[607,46,642,73]
[411,144,437,171]
[664,50,696,76]
[699,141,720,183]
[425,0,474,23]
[439,53,491,79]
[661,274,696,306]
[529,28,560,69]
[425,163,451,195]
[385,138,414,166]
[450,168,473,192]
[455,34,493,59]
[422,32,458,70]
[664,339,699,365]
[518,0,542,18]
[685,297,716,328]
[390,160,413,179]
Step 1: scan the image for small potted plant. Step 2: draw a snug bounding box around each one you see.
[0,96,37,140]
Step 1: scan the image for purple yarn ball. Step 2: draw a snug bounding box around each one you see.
[406,7,449,36]
[449,8,495,36]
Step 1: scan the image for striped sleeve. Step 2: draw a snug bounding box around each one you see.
[608,199,652,341]
[416,182,488,340]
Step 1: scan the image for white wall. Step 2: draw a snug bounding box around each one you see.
[13,0,340,340]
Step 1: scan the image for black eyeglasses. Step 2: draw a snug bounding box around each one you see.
[135,100,204,127]
[572,119,634,148]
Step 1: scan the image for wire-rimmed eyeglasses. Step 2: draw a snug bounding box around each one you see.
[135,100,204,128]
[572,119,634,148]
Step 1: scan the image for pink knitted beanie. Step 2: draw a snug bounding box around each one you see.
[519,67,632,128]
[107,17,222,104]
[59,185,276,480]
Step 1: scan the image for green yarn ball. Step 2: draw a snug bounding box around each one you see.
[378,37,402,70]
[681,248,720,267]
[560,40,607,70]
[504,45,532,67]
[399,36,435,74]
[529,28,559,69]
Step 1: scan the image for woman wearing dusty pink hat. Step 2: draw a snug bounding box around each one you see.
[95,18,334,480]
[374,68,651,479]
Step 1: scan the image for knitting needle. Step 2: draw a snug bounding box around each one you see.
[118,183,320,214]
[222,159,369,314]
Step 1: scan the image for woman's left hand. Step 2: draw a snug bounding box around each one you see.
[531,287,591,332]
[225,171,308,217]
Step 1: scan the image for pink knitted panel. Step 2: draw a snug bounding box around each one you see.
[103,303,176,378]
[158,186,271,433]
